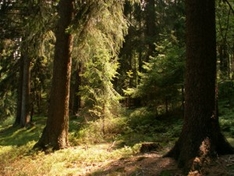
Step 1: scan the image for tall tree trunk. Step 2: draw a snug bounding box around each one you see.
[145,0,156,62]
[34,0,74,150]
[70,63,82,115]
[20,53,31,126]
[165,0,234,172]
[15,56,23,126]
[14,51,31,127]
[73,63,82,113]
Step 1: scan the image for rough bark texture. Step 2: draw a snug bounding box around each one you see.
[34,0,74,150]
[165,0,234,171]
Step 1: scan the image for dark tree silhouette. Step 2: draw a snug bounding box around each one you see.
[165,0,234,171]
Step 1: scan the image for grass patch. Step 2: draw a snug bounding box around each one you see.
[3,107,234,175]
[0,108,183,175]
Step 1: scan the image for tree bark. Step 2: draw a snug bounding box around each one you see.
[165,0,234,171]
[34,0,74,150]
[14,50,31,127]
[70,63,82,115]
[20,53,31,127]
[14,56,23,126]
[145,0,156,62]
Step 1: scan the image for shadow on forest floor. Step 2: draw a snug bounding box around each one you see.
[1,109,234,176]
[0,126,37,146]
[0,117,46,146]
[90,152,182,176]
[89,152,234,176]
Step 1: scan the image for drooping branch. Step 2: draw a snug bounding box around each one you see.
[223,0,234,14]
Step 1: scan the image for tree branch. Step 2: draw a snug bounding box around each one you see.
[224,0,234,15]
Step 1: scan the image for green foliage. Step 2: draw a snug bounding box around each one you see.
[70,115,128,145]
[0,0,56,120]
[118,0,185,98]
[216,1,234,79]
[72,1,128,119]
[80,49,122,119]
[0,39,19,120]
[0,116,14,128]
[218,81,234,136]
[219,96,234,135]
[116,108,183,147]
[125,33,185,111]
[0,118,44,146]
[140,35,184,92]
[69,107,183,148]
[3,109,234,175]
[22,2,56,116]
[160,170,173,176]
[220,111,234,136]
[0,90,16,120]
[0,115,146,175]
[218,80,234,111]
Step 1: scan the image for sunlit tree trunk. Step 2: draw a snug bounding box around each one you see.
[34,0,74,150]
[165,0,234,172]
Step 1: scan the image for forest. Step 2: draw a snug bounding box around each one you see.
[1,0,234,175]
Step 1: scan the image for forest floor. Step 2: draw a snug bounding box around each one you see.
[1,108,234,175]
[1,142,234,176]
[89,151,234,176]
[1,133,234,176]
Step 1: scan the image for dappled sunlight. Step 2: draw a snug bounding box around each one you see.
[0,146,12,155]
[1,138,141,176]
[0,109,183,175]
[1,107,234,175]
[0,125,42,146]
[227,138,234,146]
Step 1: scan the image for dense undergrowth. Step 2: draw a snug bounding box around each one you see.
[0,107,234,176]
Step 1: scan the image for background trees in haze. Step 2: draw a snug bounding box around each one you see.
[120,0,185,111]
[216,1,234,111]
[0,0,187,124]
[0,0,56,126]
